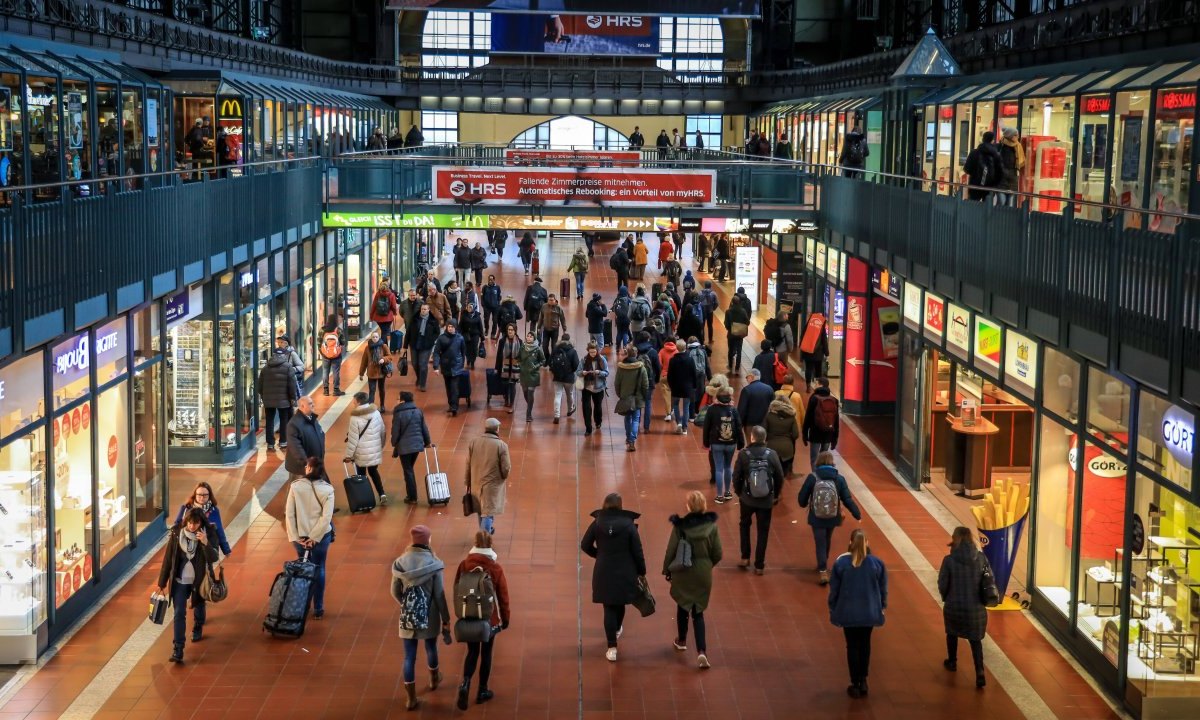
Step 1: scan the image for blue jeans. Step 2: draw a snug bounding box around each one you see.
[711,443,736,496]
[171,580,205,649]
[480,515,495,534]
[292,533,331,613]
[673,397,691,431]
[641,393,653,431]
[809,441,832,470]
[402,637,440,683]
[574,272,585,297]
[322,357,342,392]
[813,525,836,571]
[615,326,631,350]
[624,407,642,444]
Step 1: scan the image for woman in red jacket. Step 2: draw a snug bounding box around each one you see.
[454,531,510,709]
[369,280,399,338]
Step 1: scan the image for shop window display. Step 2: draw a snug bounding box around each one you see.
[1043,346,1081,422]
[1034,417,1075,618]
[132,361,163,534]
[1020,95,1073,212]
[52,399,93,609]
[1136,390,1193,493]
[238,313,256,444]
[1087,367,1130,454]
[1076,94,1113,220]
[93,386,130,568]
[1148,86,1194,235]
[168,320,217,448]
[1072,441,1128,668]
[1113,91,1151,224]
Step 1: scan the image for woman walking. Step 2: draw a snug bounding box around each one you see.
[157,508,219,663]
[764,395,800,476]
[613,346,649,452]
[358,325,391,411]
[495,323,522,412]
[173,482,233,558]
[581,493,647,662]
[577,341,609,437]
[702,390,743,502]
[517,330,546,423]
[663,491,721,669]
[939,526,992,688]
[798,451,862,585]
[391,524,452,710]
[828,529,887,698]
[284,457,335,619]
[454,531,511,709]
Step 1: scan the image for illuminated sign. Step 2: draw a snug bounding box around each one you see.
[946,303,970,358]
[938,106,954,120]
[973,316,1001,372]
[1000,103,1019,118]
[1161,404,1194,470]
[902,281,921,329]
[1158,90,1196,112]
[54,333,119,375]
[218,96,243,119]
[1003,328,1038,395]
[1082,96,1112,114]
[923,292,945,340]
[322,212,490,229]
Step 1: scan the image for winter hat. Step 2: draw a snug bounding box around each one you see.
[592,292,602,300]
[410,525,432,546]
[1002,127,1017,139]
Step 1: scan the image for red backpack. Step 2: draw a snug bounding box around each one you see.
[771,353,788,386]
[814,395,839,432]
[319,331,342,360]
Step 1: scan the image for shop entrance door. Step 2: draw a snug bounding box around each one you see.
[895,333,928,486]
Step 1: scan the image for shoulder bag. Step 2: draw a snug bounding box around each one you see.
[398,352,409,377]
[614,396,634,416]
[199,562,228,603]
[667,528,693,573]
[978,558,1001,608]
[632,576,656,618]
[729,322,749,338]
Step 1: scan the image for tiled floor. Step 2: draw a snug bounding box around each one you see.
[0,235,1123,719]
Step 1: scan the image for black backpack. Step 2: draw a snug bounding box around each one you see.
[549,347,575,382]
[613,297,630,319]
[498,304,517,329]
[630,298,649,322]
[764,318,782,347]
[374,295,390,316]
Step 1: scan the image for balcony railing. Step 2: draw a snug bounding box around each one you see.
[0,158,323,352]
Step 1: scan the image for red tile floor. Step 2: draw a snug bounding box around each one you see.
[0,236,1124,719]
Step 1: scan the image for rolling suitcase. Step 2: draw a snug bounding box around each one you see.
[263,552,317,637]
[424,446,451,506]
[531,249,540,276]
[560,277,571,303]
[457,372,472,404]
[389,329,405,354]
[602,318,614,348]
[485,368,506,404]
[651,282,665,300]
[342,462,377,514]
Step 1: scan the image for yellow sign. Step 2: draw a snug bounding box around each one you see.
[487,216,655,232]
[217,96,243,119]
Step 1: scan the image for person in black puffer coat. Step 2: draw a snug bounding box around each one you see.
[258,348,298,450]
[581,493,647,663]
[939,526,993,688]
[585,293,608,351]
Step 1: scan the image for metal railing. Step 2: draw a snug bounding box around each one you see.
[0,156,323,349]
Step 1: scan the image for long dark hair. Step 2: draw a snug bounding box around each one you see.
[187,481,218,509]
[305,457,331,483]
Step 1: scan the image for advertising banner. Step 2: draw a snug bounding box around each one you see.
[922,291,945,342]
[1067,435,1128,558]
[974,316,1002,373]
[431,166,716,206]
[386,1,762,18]
[491,14,659,56]
[323,212,490,229]
[871,266,901,301]
[1003,329,1038,397]
[946,302,970,359]
[67,93,84,150]
[877,305,900,359]
[504,148,641,166]
[488,215,655,232]
[902,281,921,330]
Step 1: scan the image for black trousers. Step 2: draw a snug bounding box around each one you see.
[739,504,773,569]
[704,314,715,344]
[804,359,823,386]
[947,634,985,675]
[354,464,384,496]
[443,373,461,409]
[581,390,604,431]
[462,638,495,688]
[603,604,626,648]
[541,327,559,358]
[676,605,706,653]
[400,452,419,501]
[378,320,393,338]
[483,307,498,336]
[844,627,874,685]
[367,377,387,409]
[728,336,744,372]
[263,406,293,446]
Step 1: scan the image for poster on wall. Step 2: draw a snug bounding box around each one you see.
[877,306,900,359]
[147,98,159,145]
[815,244,827,280]
[431,166,716,206]
[805,236,816,266]
[1003,329,1038,397]
[67,93,84,150]
[973,316,1002,373]
[829,288,845,340]
[491,14,659,56]
[734,245,760,311]
[902,282,921,330]
[1118,116,1143,184]
[1067,434,1128,559]
[945,302,970,359]
[922,291,945,342]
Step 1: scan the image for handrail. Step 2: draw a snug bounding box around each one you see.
[0,155,322,196]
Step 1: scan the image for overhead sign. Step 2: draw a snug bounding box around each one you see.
[1160,404,1194,470]
[488,215,655,232]
[678,218,701,232]
[322,212,490,229]
[386,1,762,18]
[946,302,970,359]
[974,316,1002,373]
[504,148,641,167]
[491,14,659,57]
[1003,328,1037,396]
[871,267,901,301]
[431,166,717,206]
[902,281,921,329]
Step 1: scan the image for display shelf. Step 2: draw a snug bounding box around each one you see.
[0,467,46,641]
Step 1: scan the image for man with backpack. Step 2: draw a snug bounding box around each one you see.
[628,286,652,335]
[611,287,632,353]
[700,281,719,344]
[764,310,795,354]
[963,131,1003,202]
[803,377,841,469]
[318,318,346,397]
[523,277,549,335]
[732,426,784,575]
[609,245,631,291]
[683,337,711,421]
[633,331,661,434]
[838,120,869,179]
[798,450,862,585]
[548,333,580,424]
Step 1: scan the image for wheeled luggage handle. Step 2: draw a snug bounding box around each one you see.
[342,461,357,478]
[423,444,440,475]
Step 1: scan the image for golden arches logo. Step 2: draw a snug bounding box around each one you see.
[219,98,242,118]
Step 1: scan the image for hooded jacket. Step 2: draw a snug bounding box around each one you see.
[467,430,511,516]
[258,351,299,409]
[803,386,841,446]
[345,404,387,467]
[517,342,545,388]
[763,397,800,462]
[798,464,862,528]
[666,348,700,400]
[567,249,589,274]
[581,508,647,605]
[938,542,991,640]
[391,545,451,639]
[455,549,510,627]
[613,359,649,410]
[585,296,608,333]
[634,340,661,391]
[549,339,580,384]
[702,401,744,449]
[390,401,430,456]
[369,287,398,324]
[663,512,722,612]
[657,341,680,382]
[629,294,653,333]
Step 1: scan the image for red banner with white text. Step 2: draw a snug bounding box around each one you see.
[432,166,717,207]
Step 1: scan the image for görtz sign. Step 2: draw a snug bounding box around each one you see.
[1161,404,1194,470]
[54,332,120,375]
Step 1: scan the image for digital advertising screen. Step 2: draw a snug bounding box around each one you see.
[386,1,761,18]
[491,13,659,56]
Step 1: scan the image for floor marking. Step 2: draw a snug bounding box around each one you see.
[844,418,1132,720]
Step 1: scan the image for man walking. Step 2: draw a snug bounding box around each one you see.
[258,346,299,451]
[284,396,325,481]
[467,418,511,535]
[318,317,346,396]
[732,426,784,574]
[408,304,441,392]
[539,294,567,358]
[524,277,549,335]
[481,275,502,338]
[432,320,469,415]
[548,333,580,424]
[737,369,776,430]
[803,377,841,469]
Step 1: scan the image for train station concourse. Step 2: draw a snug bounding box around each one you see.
[0,2,1198,719]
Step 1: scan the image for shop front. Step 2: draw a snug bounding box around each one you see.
[0,306,166,661]
[891,278,1200,717]
[755,94,883,172]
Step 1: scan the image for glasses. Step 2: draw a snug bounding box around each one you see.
[195,492,210,498]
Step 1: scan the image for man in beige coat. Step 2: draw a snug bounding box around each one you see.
[467,417,511,535]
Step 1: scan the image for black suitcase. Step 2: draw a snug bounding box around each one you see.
[389,329,404,353]
[485,368,506,403]
[457,372,472,403]
[342,462,377,513]
[603,318,614,348]
[263,552,317,637]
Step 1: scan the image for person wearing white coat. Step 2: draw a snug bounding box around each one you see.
[344,392,390,505]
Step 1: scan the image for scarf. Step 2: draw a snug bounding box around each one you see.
[470,546,498,561]
[179,528,198,560]
[199,500,214,516]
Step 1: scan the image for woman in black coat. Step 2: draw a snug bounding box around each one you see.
[580,493,647,663]
[157,508,220,664]
[938,526,992,688]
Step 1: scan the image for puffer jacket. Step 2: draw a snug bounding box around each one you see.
[657,341,679,382]
[258,351,298,409]
[763,397,800,462]
[345,404,387,467]
[391,546,451,640]
[938,542,991,641]
[663,512,721,613]
[390,401,430,455]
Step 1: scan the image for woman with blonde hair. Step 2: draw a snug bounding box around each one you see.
[828,528,887,698]
[938,526,991,688]
[663,491,722,669]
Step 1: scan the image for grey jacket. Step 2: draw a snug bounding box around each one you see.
[391,546,451,640]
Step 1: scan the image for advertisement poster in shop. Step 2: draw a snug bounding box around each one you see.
[67,93,84,150]
[386,1,762,18]
[503,148,641,166]
[973,316,1002,372]
[922,292,945,341]
[1003,328,1038,396]
[902,282,921,329]
[491,14,659,56]
[945,302,970,359]
[432,166,716,206]
[1067,434,1128,558]
[734,245,760,311]
[846,296,865,332]
[0,88,10,151]
[877,305,900,359]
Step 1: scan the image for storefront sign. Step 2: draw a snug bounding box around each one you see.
[871,267,901,301]
[734,245,760,311]
[431,166,717,206]
[147,98,159,145]
[938,106,954,120]
[1000,102,1019,118]
[67,93,83,150]
[1003,329,1038,395]
[815,244,827,280]
[902,281,921,330]
[846,296,865,332]
[946,302,970,359]
[1158,89,1196,112]
[1161,404,1194,470]
[217,95,244,120]
[490,215,658,232]
[805,237,816,266]
[1082,96,1112,115]
[165,285,204,328]
[830,289,845,340]
[678,218,701,231]
[322,212,490,229]
[922,292,945,341]
[503,148,641,166]
[1066,435,1130,559]
[55,334,120,376]
[973,316,1001,373]
[24,90,53,108]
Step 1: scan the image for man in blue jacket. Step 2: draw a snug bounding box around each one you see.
[737,369,776,433]
[432,320,469,415]
[481,275,502,338]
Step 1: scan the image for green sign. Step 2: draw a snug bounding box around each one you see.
[322,212,490,229]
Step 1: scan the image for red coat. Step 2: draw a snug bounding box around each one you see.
[658,240,674,267]
[454,552,510,626]
[369,288,398,324]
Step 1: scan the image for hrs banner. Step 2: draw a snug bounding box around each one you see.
[386,2,761,18]
[491,14,658,56]
[432,166,717,207]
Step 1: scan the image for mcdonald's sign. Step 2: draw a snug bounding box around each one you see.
[217,95,244,120]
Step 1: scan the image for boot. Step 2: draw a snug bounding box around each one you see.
[404,682,419,710]
[168,644,184,664]
[476,688,494,704]
[456,680,470,711]
[428,666,443,690]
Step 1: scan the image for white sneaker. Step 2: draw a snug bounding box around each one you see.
[698,654,711,669]
[616,625,623,640]
[605,648,618,662]
[665,413,673,421]
[681,427,688,436]
[379,494,390,506]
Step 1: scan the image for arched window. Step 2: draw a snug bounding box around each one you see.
[511,116,627,150]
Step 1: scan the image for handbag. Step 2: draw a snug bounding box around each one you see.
[667,529,693,573]
[462,479,481,517]
[477,343,487,359]
[632,576,656,618]
[199,563,228,604]
[398,353,409,377]
[692,406,708,426]
[379,359,395,377]
[148,591,168,624]
[979,562,1001,608]
[730,322,750,338]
